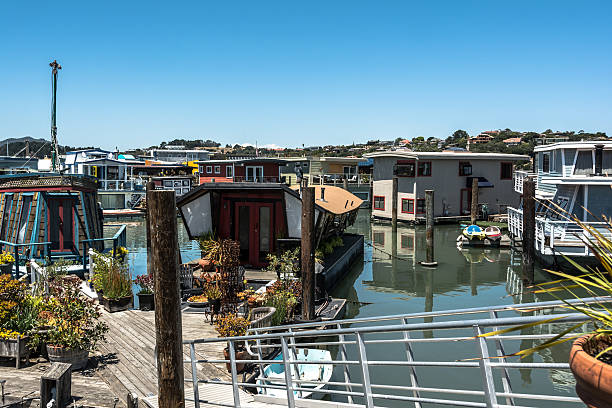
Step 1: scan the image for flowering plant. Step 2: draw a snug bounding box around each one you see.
[133,274,154,295]
[0,251,14,265]
[206,284,222,300]
[187,294,208,303]
[237,288,255,301]
[214,313,250,338]
[0,328,21,340]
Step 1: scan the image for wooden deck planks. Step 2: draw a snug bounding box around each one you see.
[97,309,233,403]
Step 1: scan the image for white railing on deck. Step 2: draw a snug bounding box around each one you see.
[184,297,610,408]
[513,171,536,194]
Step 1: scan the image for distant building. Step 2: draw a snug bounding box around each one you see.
[536,136,570,145]
[365,150,529,221]
[148,148,210,163]
[468,134,493,146]
[503,137,522,146]
[197,158,286,184]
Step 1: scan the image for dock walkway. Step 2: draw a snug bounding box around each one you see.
[97,309,231,403]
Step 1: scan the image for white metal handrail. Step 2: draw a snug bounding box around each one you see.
[183,298,609,408]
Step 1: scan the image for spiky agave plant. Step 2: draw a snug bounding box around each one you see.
[481,203,612,360]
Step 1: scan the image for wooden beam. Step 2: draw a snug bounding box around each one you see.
[146,181,155,276]
[301,186,315,321]
[471,178,479,224]
[392,176,398,230]
[522,178,536,283]
[149,189,184,408]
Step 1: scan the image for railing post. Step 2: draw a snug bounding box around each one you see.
[355,332,374,408]
[473,325,498,408]
[402,318,422,408]
[336,323,354,404]
[189,343,200,408]
[280,336,296,407]
[489,311,515,406]
[254,332,266,394]
[228,340,241,408]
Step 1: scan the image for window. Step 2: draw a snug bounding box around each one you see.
[416,199,425,214]
[0,195,13,241]
[459,161,472,176]
[542,153,550,173]
[500,162,513,180]
[206,165,212,174]
[401,198,414,214]
[400,234,414,249]
[417,161,432,176]
[373,231,385,246]
[394,160,415,177]
[214,165,221,174]
[373,195,385,210]
[226,166,233,178]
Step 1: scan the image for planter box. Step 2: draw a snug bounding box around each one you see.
[100,295,133,313]
[137,293,154,311]
[47,345,89,371]
[0,336,29,368]
[0,263,12,275]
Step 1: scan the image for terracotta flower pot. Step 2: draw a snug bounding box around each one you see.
[223,347,249,374]
[569,335,612,408]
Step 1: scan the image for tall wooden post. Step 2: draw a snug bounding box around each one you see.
[421,190,437,267]
[146,181,155,275]
[301,187,315,321]
[392,176,398,230]
[470,178,479,224]
[343,178,348,191]
[522,178,536,284]
[150,190,184,408]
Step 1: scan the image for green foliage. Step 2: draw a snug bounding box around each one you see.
[45,258,76,281]
[92,251,132,299]
[263,279,302,326]
[317,236,344,257]
[265,248,300,277]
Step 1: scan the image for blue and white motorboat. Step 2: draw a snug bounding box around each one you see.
[256,348,332,399]
[462,224,486,240]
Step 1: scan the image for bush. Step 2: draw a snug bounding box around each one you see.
[92,251,132,299]
[215,313,250,338]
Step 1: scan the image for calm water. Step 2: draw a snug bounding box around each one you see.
[116,211,579,407]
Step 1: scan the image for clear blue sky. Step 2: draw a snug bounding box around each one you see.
[1,1,611,150]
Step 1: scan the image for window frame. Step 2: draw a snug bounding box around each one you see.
[373,231,385,246]
[500,162,513,180]
[206,165,213,174]
[394,160,416,177]
[373,195,385,211]
[542,153,550,173]
[226,165,234,178]
[401,198,414,214]
[459,161,472,176]
[417,161,432,177]
[214,165,221,174]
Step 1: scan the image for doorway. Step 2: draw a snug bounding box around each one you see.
[235,202,273,267]
[48,197,76,253]
[460,188,471,215]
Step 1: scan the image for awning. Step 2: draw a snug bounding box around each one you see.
[466,176,494,188]
[358,158,373,167]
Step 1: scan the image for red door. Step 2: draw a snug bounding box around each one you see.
[235,202,273,267]
[48,197,76,253]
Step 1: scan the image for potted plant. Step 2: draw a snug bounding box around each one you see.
[134,274,154,311]
[0,275,35,367]
[214,313,251,373]
[44,277,109,370]
[482,214,612,407]
[92,251,133,312]
[206,284,222,314]
[0,251,14,275]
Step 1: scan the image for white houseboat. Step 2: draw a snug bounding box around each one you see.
[507,141,612,266]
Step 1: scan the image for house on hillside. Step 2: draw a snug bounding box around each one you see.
[365,150,529,221]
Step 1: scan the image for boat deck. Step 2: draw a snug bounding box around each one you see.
[97,309,231,403]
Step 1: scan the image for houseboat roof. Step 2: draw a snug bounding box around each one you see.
[534,140,612,152]
[364,150,529,161]
[194,158,288,165]
[0,172,99,191]
[310,157,363,164]
[292,185,364,214]
[178,182,305,206]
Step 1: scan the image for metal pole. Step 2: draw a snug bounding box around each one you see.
[150,189,185,408]
[146,181,155,276]
[301,186,315,320]
[49,60,62,173]
[421,190,437,267]
[471,178,479,224]
[522,178,536,284]
[392,176,398,230]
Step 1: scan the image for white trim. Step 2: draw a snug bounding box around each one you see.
[214,165,221,174]
[206,165,212,174]
[591,150,596,174]
[226,165,234,178]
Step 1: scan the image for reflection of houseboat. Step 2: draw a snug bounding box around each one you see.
[176,183,363,285]
[0,173,125,271]
[508,141,612,266]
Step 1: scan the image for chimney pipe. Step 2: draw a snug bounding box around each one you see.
[595,145,604,176]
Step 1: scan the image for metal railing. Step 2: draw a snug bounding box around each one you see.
[0,241,51,278]
[507,206,612,257]
[233,176,281,183]
[309,173,372,186]
[81,224,127,270]
[98,179,144,191]
[184,297,609,408]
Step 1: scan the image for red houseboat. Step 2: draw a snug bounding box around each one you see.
[197,158,286,184]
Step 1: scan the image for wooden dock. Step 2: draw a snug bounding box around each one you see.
[97,309,231,404]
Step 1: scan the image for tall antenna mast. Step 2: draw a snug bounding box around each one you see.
[49,60,62,172]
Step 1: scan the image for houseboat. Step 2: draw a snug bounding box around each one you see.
[365,150,529,222]
[197,157,286,184]
[308,157,372,206]
[0,173,118,273]
[176,182,363,289]
[507,141,612,266]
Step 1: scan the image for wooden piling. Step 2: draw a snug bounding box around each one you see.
[149,190,184,408]
[301,186,316,321]
[471,178,478,224]
[343,178,348,191]
[392,176,398,230]
[522,178,536,284]
[146,181,154,276]
[421,190,437,267]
